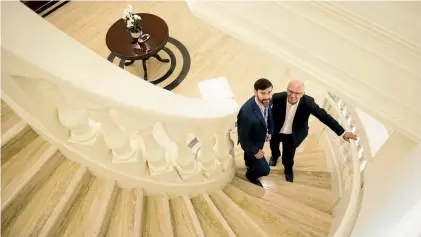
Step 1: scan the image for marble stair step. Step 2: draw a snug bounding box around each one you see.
[1,119,28,148]
[234,152,329,173]
[58,177,118,237]
[1,100,22,136]
[1,126,39,164]
[169,195,205,237]
[209,190,270,237]
[190,194,237,237]
[223,184,311,237]
[233,174,333,214]
[251,186,332,237]
[1,159,80,237]
[1,136,53,188]
[1,145,61,229]
[143,195,174,237]
[38,166,91,237]
[106,188,144,237]
[236,169,332,191]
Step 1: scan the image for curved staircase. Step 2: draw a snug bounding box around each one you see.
[1,100,335,237]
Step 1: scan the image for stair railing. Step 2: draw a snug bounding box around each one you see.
[320,93,366,237]
[1,2,237,196]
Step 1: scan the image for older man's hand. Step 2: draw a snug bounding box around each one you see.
[343,132,357,142]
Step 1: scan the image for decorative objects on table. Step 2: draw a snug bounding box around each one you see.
[122,4,150,42]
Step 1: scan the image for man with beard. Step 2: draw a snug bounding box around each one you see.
[270,79,357,182]
[237,78,273,187]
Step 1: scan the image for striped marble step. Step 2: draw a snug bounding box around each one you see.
[209,190,270,237]
[1,100,30,147]
[223,184,311,237]
[170,195,205,237]
[236,169,332,191]
[1,159,80,237]
[1,144,61,230]
[39,166,91,237]
[143,195,174,237]
[232,174,333,214]
[190,194,236,237]
[224,184,332,237]
[105,188,144,237]
[57,178,117,237]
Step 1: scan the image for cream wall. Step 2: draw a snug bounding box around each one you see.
[350,133,420,237]
[187,1,421,142]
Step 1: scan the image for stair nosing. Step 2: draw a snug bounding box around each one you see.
[212,190,270,237]
[38,166,90,237]
[89,180,118,237]
[1,120,28,147]
[224,184,313,237]
[182,195,206,237]
[1,145,58,210]
[162,194,175,237]
[202,194,237,237]
[133,188,144,237]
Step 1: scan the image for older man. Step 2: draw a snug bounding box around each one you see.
[270,80,357,182]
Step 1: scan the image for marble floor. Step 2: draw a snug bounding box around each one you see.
[45,1,291,105]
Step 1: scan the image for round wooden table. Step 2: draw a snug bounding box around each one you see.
[106,13,169,80]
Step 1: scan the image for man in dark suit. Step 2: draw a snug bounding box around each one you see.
[270,79,357,182]
[237,78,274,187]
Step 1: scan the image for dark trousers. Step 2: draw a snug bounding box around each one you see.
[269,133,296,174]
[244,152,270,180]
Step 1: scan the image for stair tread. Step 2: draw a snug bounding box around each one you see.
[223,184,310,237]
[106,188,140,237]
[143,195,174,237]
[234,172,333,214]
[236,168,332,190]
[1,136,53,194]
[260,175,334,214]
[268,171,332,190]
[170,196,203,237]
[191,194,236,237]
[210,190,270,237]
[1,100,21,135]
[1,127,39,164]
[58,177,115,237]
[235,151,329,173]
[256,188,332,237]
[38,166,91,237]
[2,159,79,237]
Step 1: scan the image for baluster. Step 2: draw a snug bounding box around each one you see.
[196,127,222,177]
[214,123,234,171]
[90,108,140,163]
[139,125,174,178]
[58,94,98,144]
[163,123,202,181]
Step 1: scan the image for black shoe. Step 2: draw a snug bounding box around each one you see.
[249,179,263,187]
[285,173,294,183]
[269,156,278,166]
[246,171,263,187]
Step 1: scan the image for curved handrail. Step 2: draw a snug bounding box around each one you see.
[325,94,362,237]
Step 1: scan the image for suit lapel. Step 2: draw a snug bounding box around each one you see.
[291,98,305,128]
[252,99,267,128]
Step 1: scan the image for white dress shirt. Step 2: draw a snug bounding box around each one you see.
[280,99,300,134]
[279,98,347,136]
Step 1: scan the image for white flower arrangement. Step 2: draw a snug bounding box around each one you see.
[122,4,142,33]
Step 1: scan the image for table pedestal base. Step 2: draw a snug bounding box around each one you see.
[120,52,169,81]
